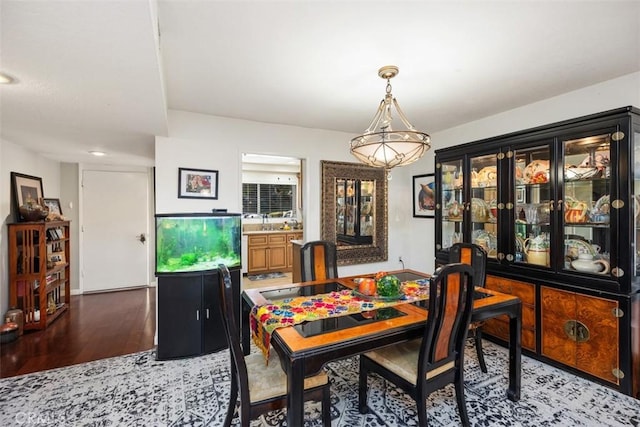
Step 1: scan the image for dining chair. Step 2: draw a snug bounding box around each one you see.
[358,263,476,427]
[299,240,338,282]
[217,264,331,427]
[449,242,488,373]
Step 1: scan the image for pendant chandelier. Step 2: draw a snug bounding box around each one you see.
[350,66,431,174]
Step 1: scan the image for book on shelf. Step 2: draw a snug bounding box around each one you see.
[45,273,57,285]
[46,228,65,241]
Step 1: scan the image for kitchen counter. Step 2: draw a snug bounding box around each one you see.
[243,229,303,235]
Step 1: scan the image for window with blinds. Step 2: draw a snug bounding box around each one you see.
[242,183,297,216]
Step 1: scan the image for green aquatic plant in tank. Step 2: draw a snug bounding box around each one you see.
[155,213,241,274]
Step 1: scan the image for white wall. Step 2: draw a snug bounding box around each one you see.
[1,139,61,316]
[155,111,419,277]
[404,71,640,274]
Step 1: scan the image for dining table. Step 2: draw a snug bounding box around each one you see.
[241,268,522,426]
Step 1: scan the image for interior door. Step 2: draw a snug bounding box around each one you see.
[82,169,149,293]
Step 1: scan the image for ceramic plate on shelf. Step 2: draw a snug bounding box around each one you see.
[565,166,599,181]
[595,194,610,212]
[523,160,550,184]
[474,166,497,187]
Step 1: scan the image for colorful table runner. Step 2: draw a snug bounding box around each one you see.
[250,280,430,361]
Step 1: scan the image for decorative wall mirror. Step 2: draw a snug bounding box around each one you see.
[321,160,388,265]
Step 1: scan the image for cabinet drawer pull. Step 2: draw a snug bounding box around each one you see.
[564,320,589,343]
[196,310,200,321]
[612,368,625,379]
[206,308,210,319]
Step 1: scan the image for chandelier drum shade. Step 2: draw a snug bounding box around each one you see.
[350,66,431,172]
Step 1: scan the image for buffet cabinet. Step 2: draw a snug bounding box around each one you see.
[483,276,537,352]
[435,106,640,398]
[8,221,71,330]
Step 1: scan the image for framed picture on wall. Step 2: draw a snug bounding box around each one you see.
[178,167,219,199]
[412,173,435,218]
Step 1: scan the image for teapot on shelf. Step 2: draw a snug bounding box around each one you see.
[564,198,589,223]
[571,254,610,274]
[524,234,549,267]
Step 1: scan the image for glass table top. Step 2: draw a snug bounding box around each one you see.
[293,307,407,337]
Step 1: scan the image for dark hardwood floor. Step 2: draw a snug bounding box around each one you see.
[1,287,156,378]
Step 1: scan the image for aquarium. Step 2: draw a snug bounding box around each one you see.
[155,213,241,275]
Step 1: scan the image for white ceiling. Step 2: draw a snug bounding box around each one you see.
[1,1,639,166]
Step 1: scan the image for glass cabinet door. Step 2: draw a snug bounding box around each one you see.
[336,178,346,237]
[359,180,374,241]
[513,144,552,267]
[561,133,612,276]
[470,153,498,260]
[440,159,464,250]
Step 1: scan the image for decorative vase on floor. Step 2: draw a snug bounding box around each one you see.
[4,307,24,336]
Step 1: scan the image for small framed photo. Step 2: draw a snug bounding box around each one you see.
[48,251,66,265]
[413,173,435,218]
[11,172,44,221]
[43,198,63,215]
[178,168,219,200]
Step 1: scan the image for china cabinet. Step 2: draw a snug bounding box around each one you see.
[435,106,640,398]
[8,221,71,330]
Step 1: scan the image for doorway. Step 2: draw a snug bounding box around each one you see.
[81,168,150,293]
[241,153,303,275]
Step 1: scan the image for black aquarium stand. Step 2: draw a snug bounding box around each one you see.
[156,267,240,360]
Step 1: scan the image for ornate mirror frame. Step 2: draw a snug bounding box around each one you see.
[321,160,388,265]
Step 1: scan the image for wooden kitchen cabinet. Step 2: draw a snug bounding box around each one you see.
[286,232,303,270]
[247,233,287,274]
[541,286,620,385]
[483,276,536,351]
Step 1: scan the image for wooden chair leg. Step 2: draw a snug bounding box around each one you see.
[475,327,488,373]
[454,373,470,427]
[358,358,369,414]
[224,368,238,427]
[417,389,429,427]
[322,384,332,426]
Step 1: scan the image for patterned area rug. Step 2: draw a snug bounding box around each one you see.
[248,272,287,281]
[0,341,638,426]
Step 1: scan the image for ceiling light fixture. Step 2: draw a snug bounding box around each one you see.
[0,72,15,84]
[350,65,430,177]
[89,151,106,156]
